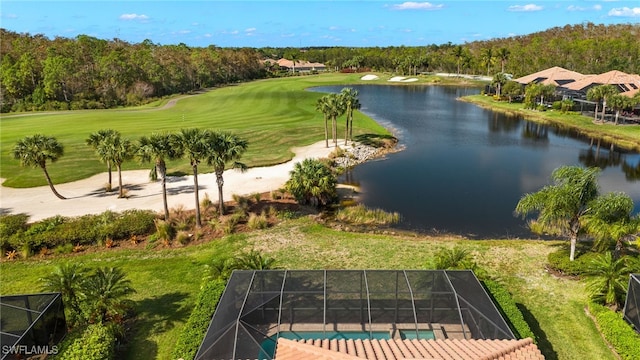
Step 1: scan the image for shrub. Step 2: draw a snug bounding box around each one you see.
[54,323,116,360]
[547,249,601,277]
[335,204,400,225]
[587,302,640,360]
[247,213,269,230]
[483,280,537,342]
[104,210,156,239]
[172,280,227,360]
[175,230,192,245]
[552,101,562,110]
[154,219,175,243]
[0,213,30,239]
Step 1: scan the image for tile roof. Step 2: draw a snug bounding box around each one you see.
[275,337,545,360]
[513,66,585,86]
[562,70,640,97]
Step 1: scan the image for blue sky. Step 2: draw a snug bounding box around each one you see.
[1,1,639,47]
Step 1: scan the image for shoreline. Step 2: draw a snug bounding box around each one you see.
[459,95,640,152]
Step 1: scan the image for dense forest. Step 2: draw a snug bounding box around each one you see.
[1,22,638,113]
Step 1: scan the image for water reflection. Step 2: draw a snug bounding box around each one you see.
[310,85,639,238]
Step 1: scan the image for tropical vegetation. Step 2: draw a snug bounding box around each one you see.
[2,23,639,112]
[11,134,66,199]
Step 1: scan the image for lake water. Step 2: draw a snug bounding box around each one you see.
[312,85,640,238]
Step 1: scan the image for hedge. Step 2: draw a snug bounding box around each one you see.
[54,323,116,360]
[172,279,227,360]
[482,279,537,342]
[587,301,640,360]
[547,248,601,277]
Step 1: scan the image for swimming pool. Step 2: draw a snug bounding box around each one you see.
[260,329,434,358]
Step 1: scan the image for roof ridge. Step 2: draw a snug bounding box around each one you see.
[276,338,363,360]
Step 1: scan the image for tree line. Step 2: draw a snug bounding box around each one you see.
[2,22,638,113]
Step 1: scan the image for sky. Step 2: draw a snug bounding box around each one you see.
[1,1,639,47]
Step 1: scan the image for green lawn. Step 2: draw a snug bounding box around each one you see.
[0,73,391,188]
[0,218,619,360]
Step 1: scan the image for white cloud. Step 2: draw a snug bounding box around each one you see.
[567,4,602,11]
[507,4,543,12]
[1,13,18,19]
[392,2,444,10]
[245,27,256,33]
[175,30,191,35]
[119,13,149,21]
[204,33,212,38]
[329,26,339,30]
[608,7,640,17]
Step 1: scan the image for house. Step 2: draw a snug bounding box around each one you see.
[194,269,543,360]
[0,293,67,360]
[513,66,584,87]
[276,58,327,72]
[563,70,640,98]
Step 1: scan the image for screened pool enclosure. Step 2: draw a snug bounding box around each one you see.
[624,274,640,333]
[0,293,66,360]
[195,269,515,360]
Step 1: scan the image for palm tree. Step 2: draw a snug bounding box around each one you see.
[205,131,248,215]
[491,73,508,97]
[40,263,87,325]
[82,267,136,323]
[515,166,601,261]
[285,158,337,208]
[174,128,210,227]
[315,95,330,148]
[137,133,183,220]
[340,88,361,145]
[86,129,119,191]
[586,86,605,122]
[452,46,463,76]
[324,93,345,146]
[481,47,494,76]
[497,47,510,73]
[582,192,640,255]
[11,134,66,199]
[584,252,636,310]
[606,93,630,125]
[99,134,134,198]
[587,85,617,123]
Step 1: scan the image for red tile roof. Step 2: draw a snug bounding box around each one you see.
[513,66,585,86]
[275,338,545,360]
[562,70,640,97]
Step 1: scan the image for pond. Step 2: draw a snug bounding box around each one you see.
[312,85,640,238]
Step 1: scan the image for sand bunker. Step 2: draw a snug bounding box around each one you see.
[360,74,379,81]
[388,76,418,82]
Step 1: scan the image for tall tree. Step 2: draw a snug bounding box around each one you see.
[11,134,66,199]
[137,133,183,220]
[515,166,601,261]
[174,128,210,227]
[606,93,630,125]
[315,95,330,148]
[86,129,119,191]
[98,133,134,198]
[205,131,248,215]
[497,47,510,73]
[481,47,494,76]
[340,87,360,145]
[491,73,508,97]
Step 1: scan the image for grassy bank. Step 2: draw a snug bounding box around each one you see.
[461,95,640,151]
[0,217,618,360]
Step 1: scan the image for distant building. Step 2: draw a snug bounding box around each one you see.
[275,58,327,73]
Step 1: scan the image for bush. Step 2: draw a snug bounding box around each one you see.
[54,323,116,360]
[247,213,269,230]
[483,280,537,342]
[172,280,227,360]
[0,213,30,253]
[547,249,601,276]
[335,204,400,225]
[587,302,640,360]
